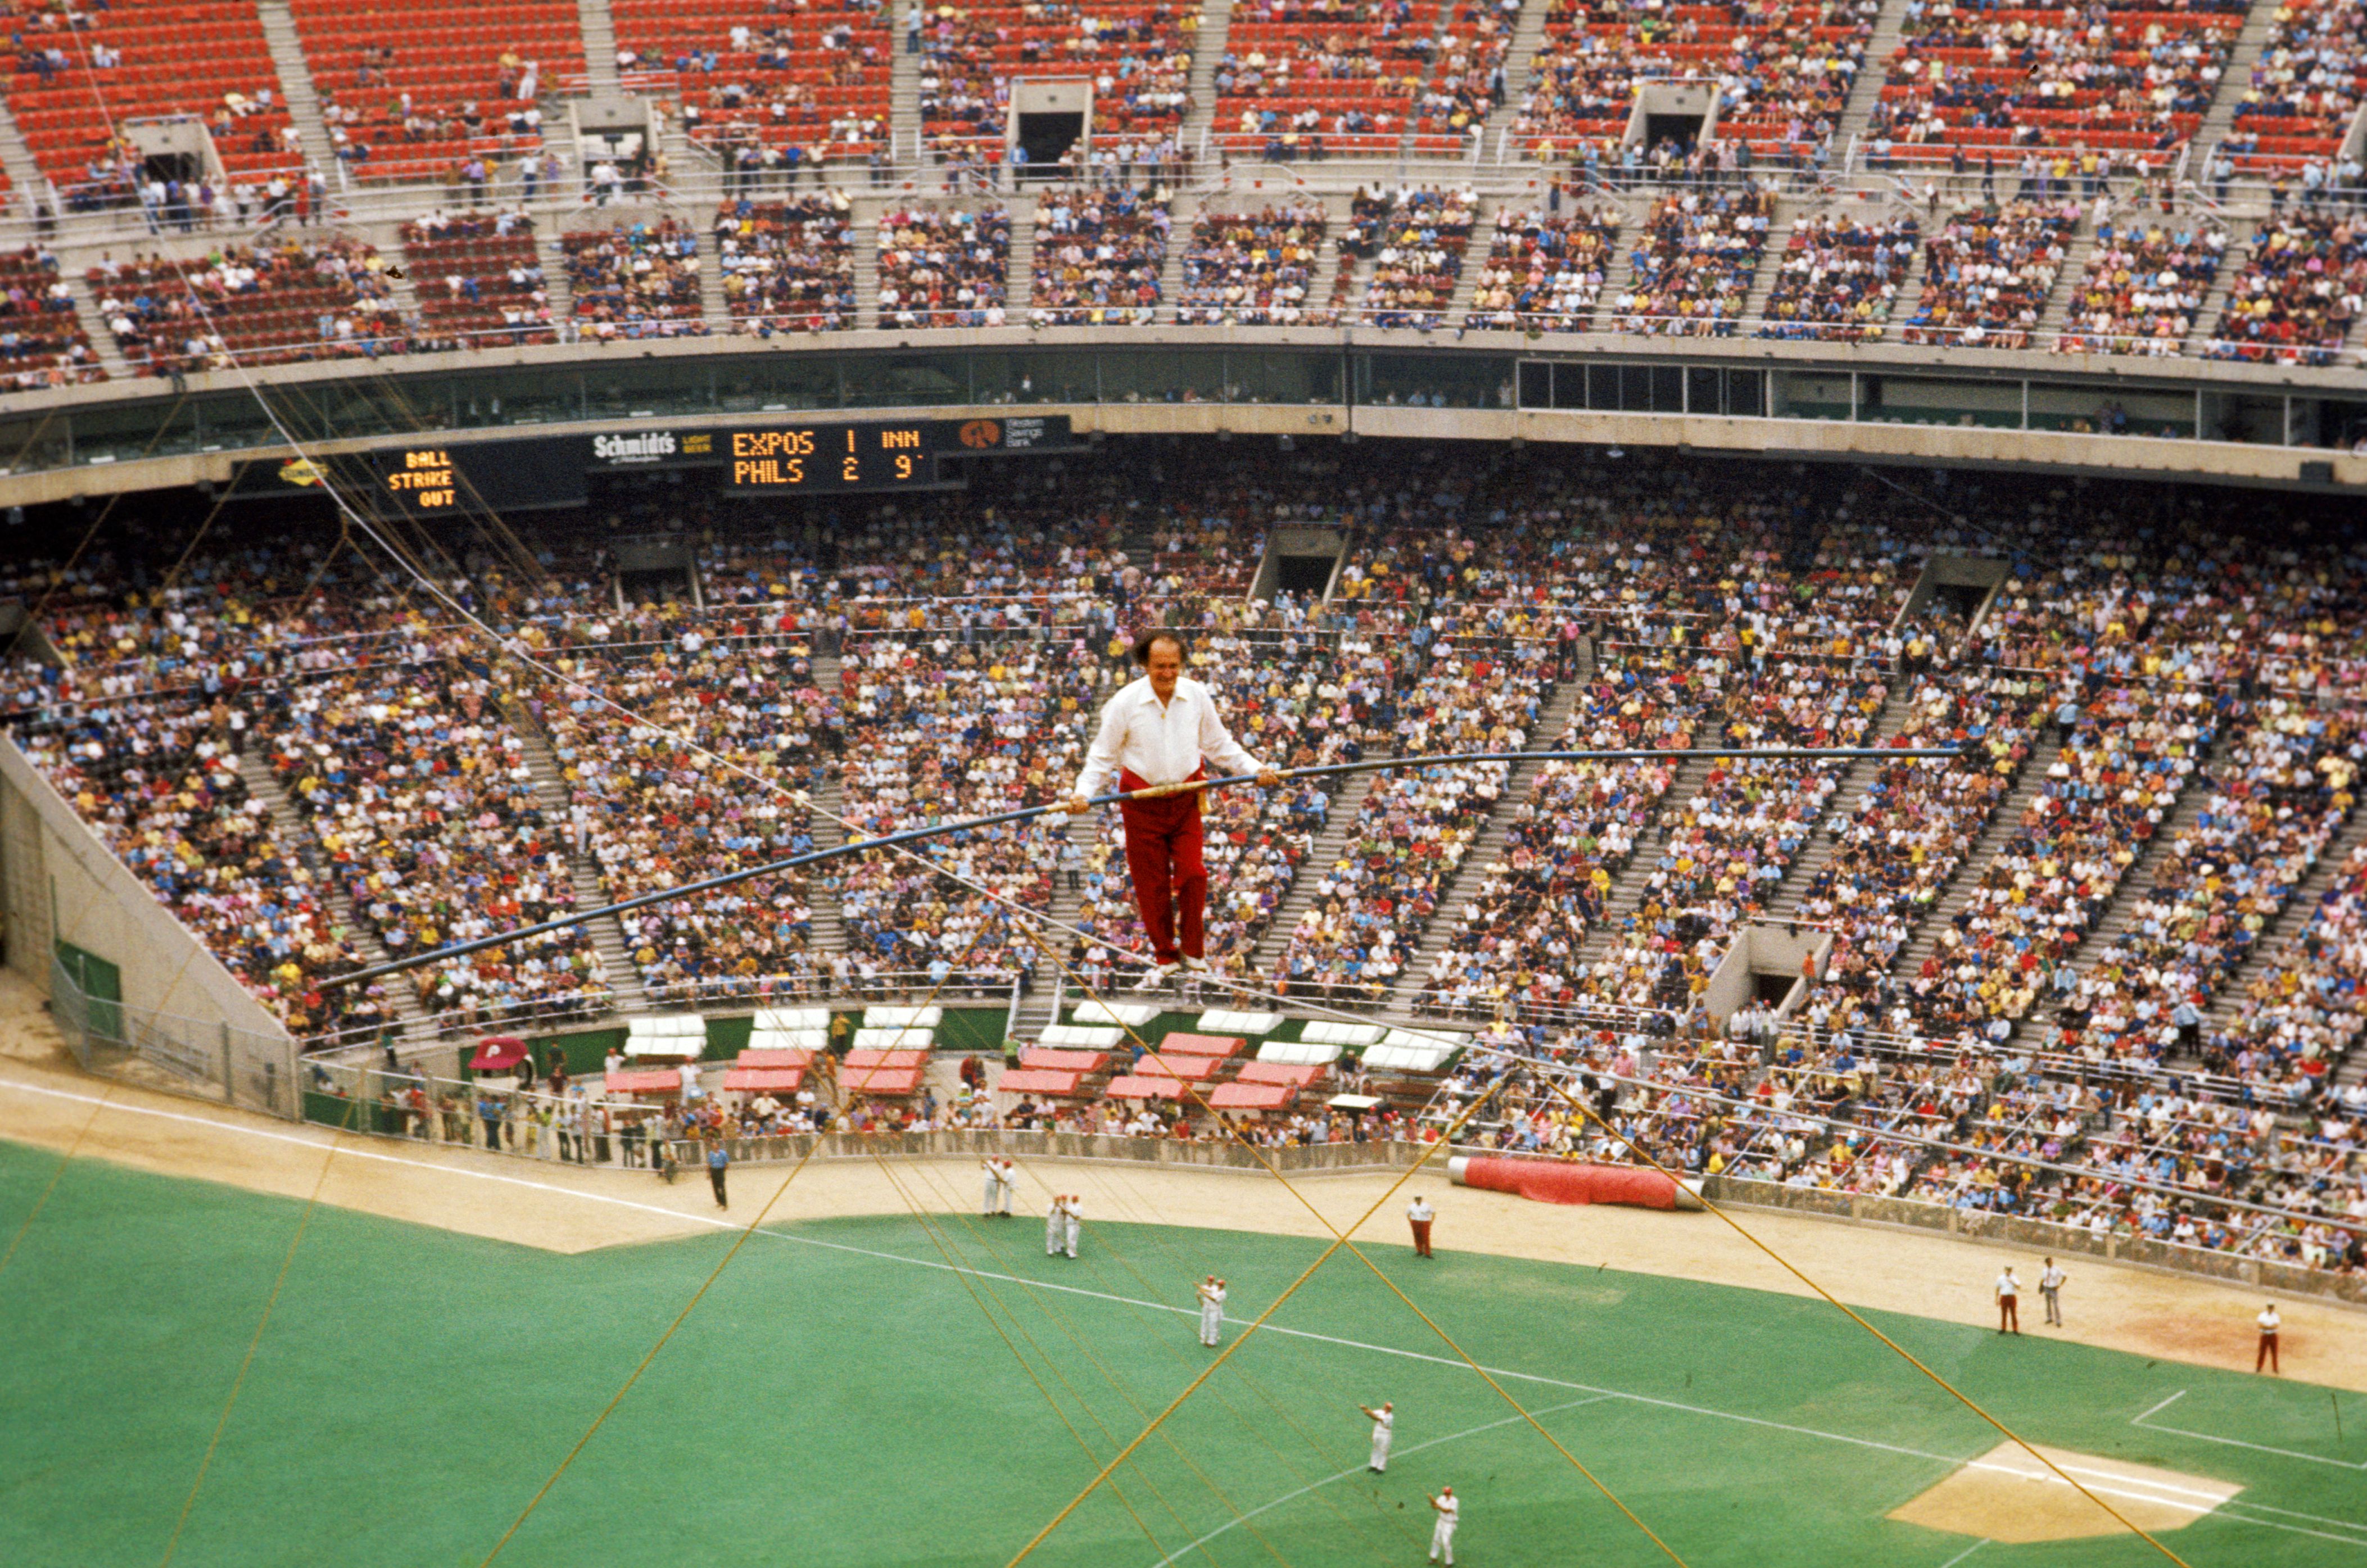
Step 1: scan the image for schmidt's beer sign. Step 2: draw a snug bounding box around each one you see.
[592,430,714,465]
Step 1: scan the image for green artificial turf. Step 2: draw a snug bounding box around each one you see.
[1,1138,2361,1567]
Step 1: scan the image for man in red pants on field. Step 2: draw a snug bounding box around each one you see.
[1069,629,1278,989]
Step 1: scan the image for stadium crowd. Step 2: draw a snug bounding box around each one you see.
[3,450,2363,1281]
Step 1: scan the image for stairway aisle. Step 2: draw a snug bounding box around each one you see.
[803,652,850,961]
[2053,778,2214,977]
[237,751,440,1053]
[61,272,132,378]
[1179,0,1234,183]
[2188,4,2282,171]
[544,232,578,325]
[1894,759,2053,975]
[1471,0,1552,165]
[698,227,731,324]
[1569,752,1715,974]
[1384,675,1589,1015]
[1007,193,1038,321]
[2201,809,2367,1038]
[1440,196,1496,325]
[1247,772,1379,976]
[2183,217,2253,356]
[0,97,47,218]
[890,11,922,169]
[1764,680,1920,922]
[577,0,624,94]
[1829,4,1909,162]
[1155,192,1199,322]
[256,2,340,183]
[850,214,882,325]
[2031,223,2098,347]
[1737,210,1795,328]
[508,713,650,1016]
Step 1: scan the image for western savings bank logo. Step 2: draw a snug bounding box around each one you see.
[593,430,712,465]
[958,419,1002,449]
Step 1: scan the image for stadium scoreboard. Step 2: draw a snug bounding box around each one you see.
[243,416,1075,511]
[721,418,1030,492]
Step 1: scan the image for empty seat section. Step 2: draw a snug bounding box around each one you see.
[1215,0,1428,157]
[6,0,301,203]
[288,0,583,185]
[400,210,555,349]
[922,0,1194,162]
[612,0,890,159]
[1510,0,1873,166]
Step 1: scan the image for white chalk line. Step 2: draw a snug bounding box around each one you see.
[2131,1399,2367,1472]
[3,1075,2363,1548]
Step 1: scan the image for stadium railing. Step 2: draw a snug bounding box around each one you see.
[49,953,300,1120]
[1703,1171,2367,1305]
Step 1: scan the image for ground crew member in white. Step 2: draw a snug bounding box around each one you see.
[1047,1194,1068,1256]
[2039,1257,2067,1326]
[982,1157,1003,1217]
[1995,1266,2021,1334]
[1407,1195,1436,1258]
[995,1158,1018,1216]
[1360,1401,1393,1472]
[1197,1276,1227,1347]
[1063,1193,1083,1258]
[1428,1486,1458,1565]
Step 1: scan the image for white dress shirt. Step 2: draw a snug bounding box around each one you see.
[1072,675,1265,799]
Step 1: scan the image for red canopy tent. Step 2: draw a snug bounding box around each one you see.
[469,1036,528,1072]
[604,1069,681,1096]
[1018,1048,1110,1073]
[844,1048,927,1070]
[997,1068,1085,1097]
[840,1063,925,1095]
[1209,1081,1296,1112]
[1236,1061,1324,1087]
[736,1048,816,1069]
[722,1066,807,1092]
[1150,1033,1243,1059]
[1104,1074,1187,1100]
[1130,1051,1220,1081]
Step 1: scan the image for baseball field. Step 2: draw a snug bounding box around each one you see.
[2,1052,2364,1568]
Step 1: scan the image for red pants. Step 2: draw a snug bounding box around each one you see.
[1998,1295,2018,1333]
[1120,768,1206,964]
[2257,1332,2279,1373]
[1410,1220,1434,1257]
